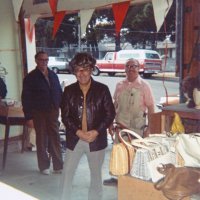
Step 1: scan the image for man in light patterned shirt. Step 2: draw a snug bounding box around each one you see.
[113,58,155,137]
[104,58,155,186]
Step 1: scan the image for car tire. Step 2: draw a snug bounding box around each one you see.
[92,66,100,76]
[52,67,59,74]
[143,73,152,79]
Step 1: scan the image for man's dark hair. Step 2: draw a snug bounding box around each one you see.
[35,51,48,59]
[69,52,96,73]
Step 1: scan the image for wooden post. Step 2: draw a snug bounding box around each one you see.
[183,0,200,78]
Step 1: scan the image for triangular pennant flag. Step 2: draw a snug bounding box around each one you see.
[12,0,23,21]
[52,11,66,39]
[112,1,130,36]
[48,0,58,16]
[25,18,35,43]
[49,0,66,39]
[80,9,94,36]
[152,0,173,32]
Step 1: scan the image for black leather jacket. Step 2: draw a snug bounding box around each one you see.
[61,78,115,151]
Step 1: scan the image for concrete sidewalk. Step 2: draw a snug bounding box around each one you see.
[152,72,179,82]
[0,139,117,200]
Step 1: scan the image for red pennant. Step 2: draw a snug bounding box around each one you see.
[25,18,34,43]
[49,0,66,39]
[112,1,130,36]
[48,0,58,15]
[52,11,66,39]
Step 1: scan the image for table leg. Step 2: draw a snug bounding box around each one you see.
[21,125,28,153]
[161,114,166,132]
[2,123,10,170]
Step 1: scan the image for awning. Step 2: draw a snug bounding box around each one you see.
[15,0,173,39]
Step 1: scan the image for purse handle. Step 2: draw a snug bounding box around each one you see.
[119,129,161,150]
[192,133,200,137]
[118,129,162,173]
[119,129,151,148]
[108,122,131,142]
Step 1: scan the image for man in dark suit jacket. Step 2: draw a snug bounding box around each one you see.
[21,51,63,175]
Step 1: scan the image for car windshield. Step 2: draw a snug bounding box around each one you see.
[145,53,160,59]
[105,53,114,60]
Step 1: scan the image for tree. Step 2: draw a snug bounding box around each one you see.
[124,3,157,49]
[89,1,176,50]
[35,13,79,50]
[35,1,176,54]
[123,1,176,48]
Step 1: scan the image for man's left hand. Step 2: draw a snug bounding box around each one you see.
[86,130,99,143]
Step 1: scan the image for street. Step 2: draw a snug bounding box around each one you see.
[58,73,179,111]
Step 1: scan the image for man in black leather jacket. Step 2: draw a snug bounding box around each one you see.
[21,51,63,175]
[60,52,115,200]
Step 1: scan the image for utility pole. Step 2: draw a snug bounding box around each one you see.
[176,0,184,102]
[78,12,81,52]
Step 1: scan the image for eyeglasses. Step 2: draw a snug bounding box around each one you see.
[74,67,91,74]
[126,64,139,69]
[38,58,49,62]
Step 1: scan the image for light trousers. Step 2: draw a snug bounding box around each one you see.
[60,140,105,200]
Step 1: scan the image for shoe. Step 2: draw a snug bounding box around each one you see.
[25,147,32,151]
[103,178,118,186]
[41,169,50,175]
[53,169,62,174]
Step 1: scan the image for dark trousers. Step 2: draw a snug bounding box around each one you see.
[33,108,63,171]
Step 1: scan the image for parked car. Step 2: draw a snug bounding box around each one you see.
[48,57,70,74]
[94,49,162,78]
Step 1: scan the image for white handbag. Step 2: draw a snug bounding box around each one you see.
[176,133,200,167]
[132,140,174,182]
[119,129,176,182]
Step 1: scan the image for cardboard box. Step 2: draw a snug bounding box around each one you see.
[118,175,190,200]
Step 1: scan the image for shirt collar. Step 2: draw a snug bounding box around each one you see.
[125,76,143,88]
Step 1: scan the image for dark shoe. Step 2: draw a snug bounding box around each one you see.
[25,146,32,151]
[103,178,118,186]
